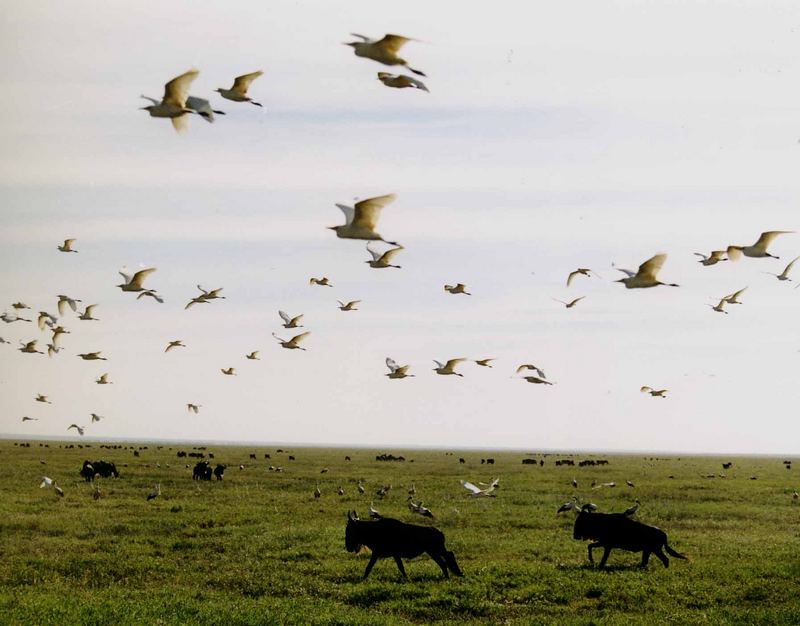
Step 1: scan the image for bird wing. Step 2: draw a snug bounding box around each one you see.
[366,243,382,261]
[336,300,345,307]
[386,357,400,372]
[57,299,67,317]
[139,95,160,105]
[460,480,482,494]
[171,115,189,133]
[710,250,727,260]
[444,358,466,370]
[349,33,374,42]
[753,230,793,251]
[724,286,747,301]
[637,254,666,280]
[291,331,311,344]
[37,313,47,331]
[347,300,361,307]
[84,304,96,317]
[335,203,355,226]
[377,34,413,54]
[566,270,579,286]
[693,252,708,260]
[569,297,586,306]
[231,71,263,96]
[379,247,403,264]
[291,314,304,325]
[163,69,199,108]
[130,268,156,288]
[640,386,653,393]
[272,332,286,343]
[433,360,445,369]
[185,96,213,117]
[783,256,800,275]
[279,310,291,323]
[613,265,636,278]
[352,194,396,231]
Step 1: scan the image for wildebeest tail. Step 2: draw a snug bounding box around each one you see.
[444,551,464,577]
[665,544,688,560]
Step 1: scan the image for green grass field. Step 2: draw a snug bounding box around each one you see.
[1,440,798,625]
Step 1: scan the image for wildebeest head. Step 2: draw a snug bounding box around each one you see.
[345,510,362,553]
[573,506,597,540]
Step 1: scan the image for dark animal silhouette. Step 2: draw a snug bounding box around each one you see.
[80,459,119,481]
[573,509,687,568]
[345,511,463,580]
[192,460,213,480]
[213,464,226,480]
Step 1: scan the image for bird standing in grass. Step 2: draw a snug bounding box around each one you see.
[147,484,161,501]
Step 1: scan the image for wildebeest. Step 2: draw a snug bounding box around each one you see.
[573,509,687,568]
[80,460,120,481]
[249,453,256,460]
[213,464,226,480]
[345,511,463,580]
[192,461,213,480]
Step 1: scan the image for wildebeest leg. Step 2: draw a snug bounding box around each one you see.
[587,542,602,565]
[428,552,449,578]
[363,553,380,580]
[598,546,612,568]
[393,556,408,579]
[640,551,651,568]
[444,551,464,577]
[653,547,669,568]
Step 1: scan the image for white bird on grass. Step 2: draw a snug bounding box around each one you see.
[624,500,641,516]
[140,69,199,132]
[377,72,429,91]
[57,238,78,253]
[147,484,161,501]
[40,476,54,489]
[614,254,679,289]
[407,498,434,518]
[279,311,304,328]
[273,332,310,351]
[369,502,381,519]
[433,359,466,377]
[557,497,579,514]
[118,267,157,293]
[330,194,399,245]
[215,71,264,106]
[385,357,413,379]
[727,231,794,260]
[764,256,799,281]
[345,34,426,76]
[365,243,403,269]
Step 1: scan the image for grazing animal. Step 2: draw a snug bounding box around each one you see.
[573,510,687,568]
[345,511,463,580]
[213,464,226,480]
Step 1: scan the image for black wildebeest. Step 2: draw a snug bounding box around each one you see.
[213,464,226,480]
[192,460,213,480]
[345,511,463,580]
[573,508,687,568]
[80,460,120,481]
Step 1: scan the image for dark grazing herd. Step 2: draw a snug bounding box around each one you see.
[74,456,688,580]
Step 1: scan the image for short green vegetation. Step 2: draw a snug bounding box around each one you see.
[1,441,798,625]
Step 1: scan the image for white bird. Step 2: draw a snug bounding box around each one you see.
[137,289,164,304]
[273,331,310,351]
[694,250,728,266]
[641,386,668,398]
[727,231,794,260]
[221,367,236,376]
[516,364,547,379]
[185,95,225,122]
[147,484,161,501]
[46,343,61,358]
[36,394,51,404]
[475,358,495,368]
[330,194,399,245]
[37,311,58,330]
[357,482,365,494]
[90,413,103,423]
[56,295,81,316]
[614,254,679,289]
[337,300,361,311]
[552,296,586,309]
[365,243,403,269]
[215,71,264,106]
[51,326,70,346]
[279,311,304,328]
[377,72,429,91]
[626,480,635,488]
[40,476,53,489]
[314,486,321,499]
[522,376,553,386]
[567,268,599,286]
[408,484,416,495]
[19,340,43,354]
[723,287,748,305]
[95,373,112,385]
[140,69,199,132]
[624,500,641,516]
[1,311,31,323]
[53,483,64,497]
[592,482,616,489]
[196,285,225,300]
[572,478,578,488]
[709,297,729,314]
[345,33,426,76]
[57,238,78,253]
[309,277,333,287]
[444,283,471,295]
[338,486,345,496]
[460,479,497,497]
[385,357,413,379]
[368,502,382,519]
[68,424,85,436]
[78,304,99,321]
[12,302,30,310]
[764,255,799,281]
[118,267,157,293]
[165,340,185,353]
[187,404,200,414]
[77,352,106,361]
[245,351,260,360]
[557,497,579,514]
[184,296,209,310]
[407,498,434,518]
[434,358,466,377]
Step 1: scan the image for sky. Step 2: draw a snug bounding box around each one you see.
[1,1,798,453]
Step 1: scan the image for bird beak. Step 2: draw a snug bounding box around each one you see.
[326,226,337,230]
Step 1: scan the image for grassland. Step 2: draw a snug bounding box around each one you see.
[1,440,798,625]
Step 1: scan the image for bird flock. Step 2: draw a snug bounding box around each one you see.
[2,31,799,448]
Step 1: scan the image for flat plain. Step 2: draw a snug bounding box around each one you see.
[1,440,798,625]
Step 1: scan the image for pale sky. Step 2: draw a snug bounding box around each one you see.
[1,1,799,453]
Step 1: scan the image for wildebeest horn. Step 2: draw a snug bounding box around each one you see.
[580,504,594,513]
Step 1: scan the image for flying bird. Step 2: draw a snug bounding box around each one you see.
[377,72,429,91]
[95,373,112,385]
[273,331,310,350]
[433,359,466,377]
[68,424,85,436]
[522,376,553,386]
[330,194,399,246]
[279,311,304,328]
[21,416,38,422]
[641,386,668,398]
[727,231,794,260]
[723,287,748,304]
[90,413,103,423]
[184,95,225,122]
[46,343,61,358]
[245,351,260,360]
[57,295,81,316]
[385,357,413,379]
[309,277,333,287]
[137,289,164,304]
[184,296,209,310]
[196,285,225,300]
[118,267,157,293]
[694,250,728,266]
[221,368,236,376]
[1,311,31,323]
[365,243,403,269]
[444,283,471,295]
[35,394,51,404]
[77,352,106,361]
[516,364,547,379]
[140,69,199,132]
[475,358,495,368]
[12,302,30,310]
[345,33,426,76]
[78,304,99,321]
[552,296,586,309]
[216,71,264,106]
[187,404,201,414]
[57,238,78,253]
[407,498,434,518]
[37,311,58,331]
[614,254,679,289]
[337,300,361,311]
[165,340,186,353]
[567,268,598,286]
[764,255,799,281]
[19,340,43,354]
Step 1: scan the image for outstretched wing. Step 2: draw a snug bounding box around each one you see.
[377,34,413,54]
[279,310,291,324]
[163,69,198,108]
[637,254,666,280]
[335,203,355,226]
[753,230,793,251]
[130,268,157,288]
[232,71,263,96]
[352,194,396,231]
[386,357,400,372]
[444,358,466,370]
[366,243,382,261]
[460,479,482,494]
[291,331,311,344]
[379,246,403,264]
